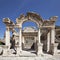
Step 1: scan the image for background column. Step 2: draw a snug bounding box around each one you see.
[34,37,36,50]
[22,37,25,50]
[47,31,50,52]
[51,28,55,44]
[38,28,41,43]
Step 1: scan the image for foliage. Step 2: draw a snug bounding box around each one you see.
[0,42,3,45]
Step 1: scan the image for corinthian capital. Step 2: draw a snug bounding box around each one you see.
[50,16,58,22]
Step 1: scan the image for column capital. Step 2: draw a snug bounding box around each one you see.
[6,26,10,31]
[51,26,55,29]
[18,27,22,29]
[38,28,40,30]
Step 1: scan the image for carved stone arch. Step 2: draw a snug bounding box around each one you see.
[26,12,43,26]
[21,18,39,28]
[17,12,43,28]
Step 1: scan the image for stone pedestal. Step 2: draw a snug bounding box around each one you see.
[53,43,58,55]
[3,46,9,56]
[37,43,43,55]
[49,43,58,55]
[16,46,22,56]
[17,46,19,54]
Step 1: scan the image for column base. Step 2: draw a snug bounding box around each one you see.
[16,46,22,55]
[3,45,10,56]
[37,43,43,55]
[53,43,58,55]
[48,43,58,55]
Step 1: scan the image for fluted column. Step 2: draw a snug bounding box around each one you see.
[5,27,10,46]
[34,37,36,50]
[22,37,25,50]
[37,28,43,55]
[22,37,24,43]
[3,26,10,56]
[47,32,50,52]
[17,27,22,55]
[19,27,22,51]
[50,27,55,55]
[51,28,55,44]
[38,28,41,43]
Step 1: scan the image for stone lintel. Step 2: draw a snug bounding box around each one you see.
[41,26,55,28]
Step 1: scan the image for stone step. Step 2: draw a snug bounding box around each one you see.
[2,50,37,57]
[19,51,36,57]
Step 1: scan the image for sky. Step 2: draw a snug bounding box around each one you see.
[0,0,60,39]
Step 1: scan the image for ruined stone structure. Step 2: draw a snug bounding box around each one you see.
[1,12,59,56]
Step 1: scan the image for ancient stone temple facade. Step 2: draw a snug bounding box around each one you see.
[1,12,59,56]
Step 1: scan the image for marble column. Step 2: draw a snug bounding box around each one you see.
[19,27,22,51]
[17,27,22,55]
[47,32,50,52]
[38,28,41,43]
[22,37,25,50]
[37,28,43,55]
[3,26,10,55]
[22,37,24,44]
[51,28,55,44]
[34,37,36,50]
[50,28,55,55]
[5,27,10,47]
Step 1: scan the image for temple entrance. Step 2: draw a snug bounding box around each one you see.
[24,37,34,49]
[22,21,38,54]
[22,35,37,54]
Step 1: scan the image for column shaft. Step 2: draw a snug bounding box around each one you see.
[22,37,24,49]
[51,28,55,44]
[34,37,36,50]
[5,27,10,46]
[47,32,50,52]
[22,37,24,43]
[50,28,55,55]
[37,28,43,55]
[19,28,22,51]
[38,28,41,43]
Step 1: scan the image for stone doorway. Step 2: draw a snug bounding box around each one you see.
[24,37,35,49]
[22,36,37,54]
